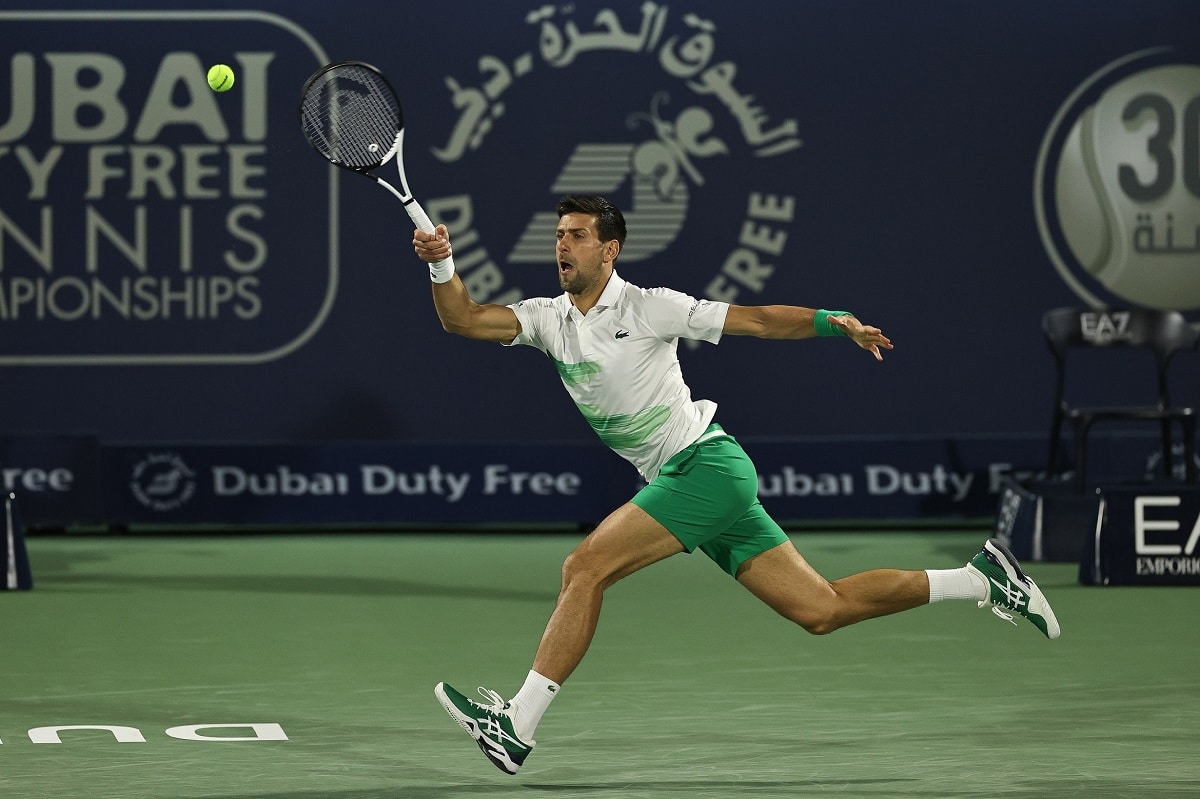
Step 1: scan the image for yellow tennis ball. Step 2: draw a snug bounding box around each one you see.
[207,64,235,93]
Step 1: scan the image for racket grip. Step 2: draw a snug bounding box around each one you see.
[406,196,453,278]
[404,198,437,235]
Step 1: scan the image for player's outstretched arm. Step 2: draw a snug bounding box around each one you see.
[413,225,522,344]
[723,304,893,361]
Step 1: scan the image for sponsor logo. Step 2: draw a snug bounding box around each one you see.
[0,10,334,364]
[424,3,803,339]
[1133,494,1200,577]
[757,464,976,502]
[1136,556,1200,576]
[1034,48,1200,315]
[0,464,74,493]
[2,722,287,745]
[614,329,630,339]
[130,452,195,511]
[127,454,585,512]
[1078,309,1133,344]
[1133,495,1200,556]
[988,577,1028,610]
[214,465,351,497]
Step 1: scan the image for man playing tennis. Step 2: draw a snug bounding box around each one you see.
[413,195,1059,775]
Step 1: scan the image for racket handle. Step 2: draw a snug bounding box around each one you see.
[405,196,452,275]
[404,197,437,235]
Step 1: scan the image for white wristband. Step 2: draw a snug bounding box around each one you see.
[428,257,455,284]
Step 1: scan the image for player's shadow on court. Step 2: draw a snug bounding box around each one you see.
[183,782,917,799]
[524,781,1200,798]
[34,572,555,602]
[183,778,1200,799]
[524,778,919,795]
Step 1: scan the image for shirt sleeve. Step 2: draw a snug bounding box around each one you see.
[505,297,554,351]
[641,287,729,344]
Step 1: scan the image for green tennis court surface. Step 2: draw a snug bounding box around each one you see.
[3,531,1197,798]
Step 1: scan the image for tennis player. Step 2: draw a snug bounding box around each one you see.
[412,195,1059,775]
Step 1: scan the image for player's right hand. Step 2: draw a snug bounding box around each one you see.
[413,224,453,264]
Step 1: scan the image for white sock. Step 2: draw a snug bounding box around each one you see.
[510,670,560,741]
[926,567,987,603]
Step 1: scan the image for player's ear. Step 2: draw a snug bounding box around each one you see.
[605,239,620,262]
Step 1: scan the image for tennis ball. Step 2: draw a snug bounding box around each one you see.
[207,64,235,93]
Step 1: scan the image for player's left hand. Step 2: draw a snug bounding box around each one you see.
[829,314,893,361]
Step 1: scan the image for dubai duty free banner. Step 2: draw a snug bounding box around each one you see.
[94,434,1169,528]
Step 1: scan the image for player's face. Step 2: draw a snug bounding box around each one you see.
[555,213,614,295]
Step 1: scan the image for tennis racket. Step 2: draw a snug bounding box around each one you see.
[298,60,439,235]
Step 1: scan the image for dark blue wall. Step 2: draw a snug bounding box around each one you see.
[2,1,1197,457]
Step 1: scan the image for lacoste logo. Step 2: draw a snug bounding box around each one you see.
[547,685,558,693]
[615,330,630,339]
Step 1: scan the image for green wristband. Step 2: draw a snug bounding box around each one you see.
[814,309,851,337]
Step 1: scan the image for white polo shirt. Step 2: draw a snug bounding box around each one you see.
[507,271,730,481]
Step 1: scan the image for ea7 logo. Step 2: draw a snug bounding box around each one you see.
[1134,496,1200,556]
[0,723,287,744]
[1079,311,1132,343]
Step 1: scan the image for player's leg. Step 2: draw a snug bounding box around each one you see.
[436,430,749,770]
[734,538,929,634]
[435,501,682,774]
[655,432,932,633]
[531,501,685,684]
[693,433,1060,639]
[733,529,1061,639]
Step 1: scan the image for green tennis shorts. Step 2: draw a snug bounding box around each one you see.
[631,424,789,576]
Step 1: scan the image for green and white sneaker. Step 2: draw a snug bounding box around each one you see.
[434,682,534,775]
[966,538,1061,640]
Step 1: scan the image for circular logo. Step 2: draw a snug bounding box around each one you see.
[1035,48,1200,313]
[423,5,804,322]
[130,452,196,512]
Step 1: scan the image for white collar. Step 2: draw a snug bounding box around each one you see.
[560,270,626,319]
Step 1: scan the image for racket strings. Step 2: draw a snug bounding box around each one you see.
[300,66,400,168]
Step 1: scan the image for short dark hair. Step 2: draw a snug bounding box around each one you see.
[556,195,627,252]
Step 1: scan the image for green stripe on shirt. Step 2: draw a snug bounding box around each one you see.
[578,404,671,449]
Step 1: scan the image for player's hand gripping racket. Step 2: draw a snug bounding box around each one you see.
[298,61,439,236]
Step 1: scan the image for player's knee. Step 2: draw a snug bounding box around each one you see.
[560,548,605,591]
[561,544,631,595]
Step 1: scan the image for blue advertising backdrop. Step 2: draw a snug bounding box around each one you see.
[1,1,1198,528]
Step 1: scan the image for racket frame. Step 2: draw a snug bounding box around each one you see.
[299,60,437,233]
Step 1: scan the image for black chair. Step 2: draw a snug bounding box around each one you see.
[1043,307,1198,491]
